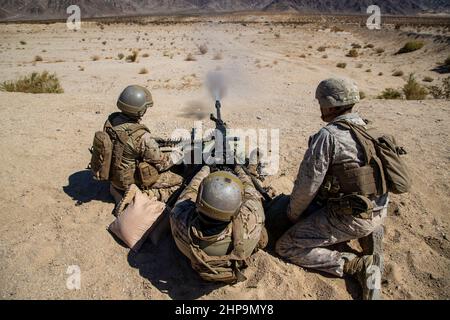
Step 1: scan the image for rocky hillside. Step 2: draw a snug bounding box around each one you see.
[0,1,449,21]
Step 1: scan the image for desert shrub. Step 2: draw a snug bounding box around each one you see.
[336,62,347,68]
[403,74,427,100]
[378,88,402,100]
[351,43,362,49]
[346,49,358,57]
[142,53,150,58]
[213,52,223,60]
[300,54,306,58]
[274,32,280,38]
[139,68,148,74]
[185,53,196,61]
[356,63,363,68]
[359,91,366,100]
[34,55,43,62]
[375,48,385,54]
[20,40,26,45]
[364,44,374,49]
[0,71,64,94]
[426,77,450,99]
[92,55,101,61]
[397,41,424,54]
[444,55,450,67]
[102,41,107,45]
[422,76,434,83]
[366,69,372,73]
[126,50,139,62]
[330,26,343,32]
[317,46,326,52]
[322,54,328,59]
[117,53,124,60]
[392,70,404,77]
[378,72,383,76]
[198,44,208,55]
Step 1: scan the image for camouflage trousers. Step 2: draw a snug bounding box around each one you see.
[110,171,183,204]
[275,207,387,277]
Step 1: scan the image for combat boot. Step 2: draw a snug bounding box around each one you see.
[344,254,383,300]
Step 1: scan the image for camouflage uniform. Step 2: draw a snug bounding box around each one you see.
[276,113,388,277]
[170,165,265,283]
[107,113,182,203]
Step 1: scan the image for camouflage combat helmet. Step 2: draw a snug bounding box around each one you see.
[315,78,360,108]
[196,171,244,222]
[117,85,153,118]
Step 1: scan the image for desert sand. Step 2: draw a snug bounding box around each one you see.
[0,14,449,300]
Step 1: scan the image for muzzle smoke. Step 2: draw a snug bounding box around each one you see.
[206,71,227,101]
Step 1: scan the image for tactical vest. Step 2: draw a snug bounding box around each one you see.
[105,113,155,191]
[172,211,259,284]
[320,120,387,200]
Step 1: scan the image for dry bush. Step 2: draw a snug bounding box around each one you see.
[364,44,374,49]
[102,41,107,45]
[392,70,404,77]
[317,46,326,52]
[0,71,64,94]
[91,55,100,61]
[336,62,347,68]
[274,32,281,38]
[198,44,208,55]
[20,40,26,45]
[330,26,343,32]
[375,48,385,54]
[351,43,362,49]
[359,91,366,100]
[378,88,402,100]
[403,74,427,100]
[322,54,328,59]
[212,52,223,60]
[427,77,450,99]
[117,53,124,60]
[299,54,306,58]
[126,50,139,63]
[396,41,424,54]
[142,53,150,58]
[378,72,383,76]
[185,53,196,61]
[366,69,372,73]
[34,55,43,62]
[139,68,148,74]
[445,56,450,66]
[346,49,359,58]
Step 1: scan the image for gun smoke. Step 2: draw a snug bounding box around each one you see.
[206,71,227,101]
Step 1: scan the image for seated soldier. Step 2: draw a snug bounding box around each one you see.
[104,85,183,204]
[170,166,267,283]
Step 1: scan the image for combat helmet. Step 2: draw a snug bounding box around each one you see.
[117,85,153,118]
[196,171,244,222]
[315,78,360,109]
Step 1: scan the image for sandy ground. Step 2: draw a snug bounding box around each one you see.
[0,14,449,300]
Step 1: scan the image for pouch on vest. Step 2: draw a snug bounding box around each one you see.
[89,131,113,180]
[137,162,159,188]
[327,194,374,219]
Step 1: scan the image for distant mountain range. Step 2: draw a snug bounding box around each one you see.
[1,0,450,20]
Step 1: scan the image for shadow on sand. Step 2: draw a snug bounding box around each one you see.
[63,170,113,205]
[127,235,224,299]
